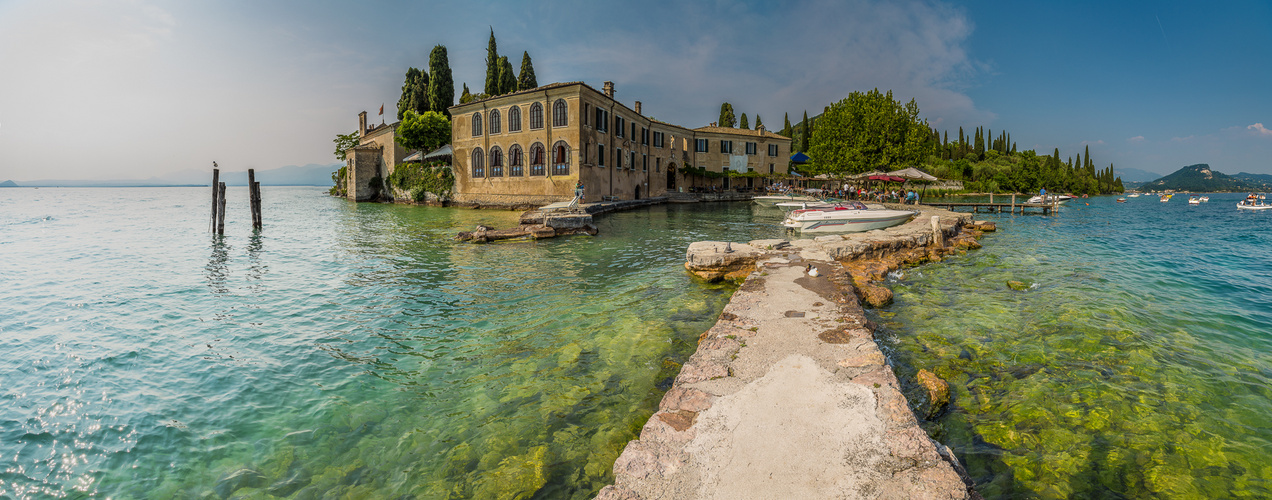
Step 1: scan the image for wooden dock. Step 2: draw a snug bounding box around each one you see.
[923,201,1058,214]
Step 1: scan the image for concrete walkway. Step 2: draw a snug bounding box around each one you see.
[598,211,980,499]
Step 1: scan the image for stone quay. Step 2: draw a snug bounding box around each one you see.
[598,206,994,500]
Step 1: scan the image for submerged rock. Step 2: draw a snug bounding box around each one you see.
[1007,280,1030,291]
[917,369,951,419]
[214,468,267,499]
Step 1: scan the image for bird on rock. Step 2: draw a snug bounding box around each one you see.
[806,264,820,277]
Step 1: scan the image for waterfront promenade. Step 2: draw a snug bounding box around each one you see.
[599,207,986,499]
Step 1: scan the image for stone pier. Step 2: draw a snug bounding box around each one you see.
[598,207,991,499]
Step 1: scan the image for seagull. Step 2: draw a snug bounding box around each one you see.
[806,264,820,277]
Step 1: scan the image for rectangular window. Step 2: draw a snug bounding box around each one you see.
[616,148,622,169]
[598,144,605,166]
[695,139,708,153]
[616,117,624,137]
[642,154,647,172]
[656,157,661,172]
[653,131,665,148]
[642,128,649,145]
[769,163,775,174]
[720,140,733,154]
[746,142,757,155]
[631,123,636,142]
[768,144,778,156]
[630,151,636,170]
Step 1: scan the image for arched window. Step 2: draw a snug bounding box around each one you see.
[489,109,501,134]
[471,113,483,137]
[508,144,524,176]
[529,143,545,176]
[471,148,485,178]
[508,106,522,132]
[552,141,570,176]
[489,146,503,177]
[529,102,544,130]
[552,99,567,127]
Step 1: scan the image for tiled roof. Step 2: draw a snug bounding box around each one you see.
[449,81,589,109]
[692,126,791,140]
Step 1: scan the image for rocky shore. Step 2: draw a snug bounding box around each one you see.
[598,206,992,499]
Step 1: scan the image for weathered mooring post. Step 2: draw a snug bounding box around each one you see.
[247,169,262,230]
[931,215,944,248]
[216,182,227,235]
[210,166,220,232]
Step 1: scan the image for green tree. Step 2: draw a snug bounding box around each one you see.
[397,68,421,120]
[800,111,810,152]
[806,88,934,175]
[718,103,736,128]
[517,51,537,91]
[459,83,472,104]
[497,56,516,95]
[782,113,792,137]
[754,115,763,130]
[427,45,454,117]
[395,110,451,153]
[739,113,749,129]
[484,28,499,96]
[333,131,359,160]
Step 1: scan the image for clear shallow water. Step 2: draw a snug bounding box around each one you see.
[0,187,787,499]
[875,193,1272,499]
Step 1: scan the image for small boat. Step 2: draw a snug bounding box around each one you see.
[1237,201,1272,210]
[1188,196,1201,205]
[781,201,918,233]
[1160,194,1173,202]
[1199,196,1210,202]
[753,194,818,206]
[1116,198,1127,203]
[1127,193,1141,198]
[1026,194,1073,204]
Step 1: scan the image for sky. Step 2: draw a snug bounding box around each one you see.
[1,0,1270,182]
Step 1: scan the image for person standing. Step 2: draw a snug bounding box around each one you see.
[575,180,585,203]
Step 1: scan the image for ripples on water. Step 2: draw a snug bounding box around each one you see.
[875,193,1272,499]
[0,187,788,499]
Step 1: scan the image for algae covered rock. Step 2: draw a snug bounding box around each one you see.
[214,468,267,499]
[917,369,951,419]
[1007,280,1030,291]
[473,445,550,499]
[860,284,894,308]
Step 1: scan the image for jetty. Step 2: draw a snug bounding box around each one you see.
[456,197,666,242]
[598,206,993,500]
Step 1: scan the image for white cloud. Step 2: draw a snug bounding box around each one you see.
[1248,123,1272,136]
[1127,136,1145,142]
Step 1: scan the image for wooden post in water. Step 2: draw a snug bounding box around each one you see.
[930,215,944,248]
[210,167,220,232]
[217,182,227,235]
[248,169,262,230]
[1011,193,1016,214]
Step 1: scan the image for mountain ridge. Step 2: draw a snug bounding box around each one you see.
[9,163,341,187]
[1141,164,1272,192]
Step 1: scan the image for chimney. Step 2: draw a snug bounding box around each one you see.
[358,111,368,138]
[635,101,642,115]
[603,81,615,98]
[757,124,766,134]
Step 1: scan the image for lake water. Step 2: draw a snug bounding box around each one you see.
[3,188,1269,499]
[874,193,1272,498]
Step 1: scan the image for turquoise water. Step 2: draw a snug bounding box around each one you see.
[0,187,787,499]
[874,193,1272,498]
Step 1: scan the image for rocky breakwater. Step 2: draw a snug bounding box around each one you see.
[598,206,990,499]
[456,209,598,243]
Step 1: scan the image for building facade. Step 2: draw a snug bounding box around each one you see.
[448,81,792,207]
[345,111,409,201]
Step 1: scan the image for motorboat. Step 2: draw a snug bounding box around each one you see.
[1126,193,1141,198]
[774,201,843,212]
[753,194,818,206]
[1188,196,1201,205]
[1026,194,1074,204]
[781,201,918,233]
[1116,198,1127,203]
[1199,196,1210,202]
[1160,194,1173,202]
[1238,194,1270,210]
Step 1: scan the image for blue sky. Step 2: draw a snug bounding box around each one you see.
[1,0,1269,181]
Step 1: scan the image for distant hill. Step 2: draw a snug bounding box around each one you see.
[1116,167,1165,183]
[15,163,341,187]
[1141,164,1272,192]
[0,180,17,187]
[1234,172,1272,184]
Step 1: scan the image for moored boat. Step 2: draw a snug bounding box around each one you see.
[753,194,818,206]
[1026,194,1074,204]
[781,201,918,233]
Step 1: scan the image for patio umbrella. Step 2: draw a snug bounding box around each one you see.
[887,167,938,182]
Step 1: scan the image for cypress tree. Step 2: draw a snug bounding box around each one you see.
[801,111,810,152]
[459,82,471,104]
[397,68,420,120]
[754,115,763,130]
[782,113,792,137]
[719,103,736,128]
[517,51,537,91]
[411,70,430,116]
[484,28,499,96]
[974,127,984,156]
[427,45,454,116]
[497,56,516,95]
[739,113,749,129]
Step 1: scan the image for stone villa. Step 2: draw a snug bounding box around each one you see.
[345,81,792,206]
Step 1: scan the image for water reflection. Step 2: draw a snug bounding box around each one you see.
[205,236,230,294]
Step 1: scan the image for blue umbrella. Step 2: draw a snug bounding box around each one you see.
[790,152,810,163]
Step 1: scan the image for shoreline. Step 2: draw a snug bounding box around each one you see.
[598,206,991,499]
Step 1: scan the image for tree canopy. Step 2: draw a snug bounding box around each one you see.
[517,51,537,91]
[497,56,516,95]
[396,68,429,120]
[718,103,736,128]
[739,113,749,130]
[484,29,499,96]
[427,45,454,117]
[395,111,451,153]
[807,89,935,175]
[333,131,359,161]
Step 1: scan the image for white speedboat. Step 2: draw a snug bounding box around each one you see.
[1199,196,1210,202]
[1127,193,1141,198]
[1026,194,1073,204]
[753,194,818,206]
[781,202,918,233]
[1188,196,1201,205]
[1237,201,1272,210]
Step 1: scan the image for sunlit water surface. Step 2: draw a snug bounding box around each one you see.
[875,193,1272,499]
[0,187,788,499]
